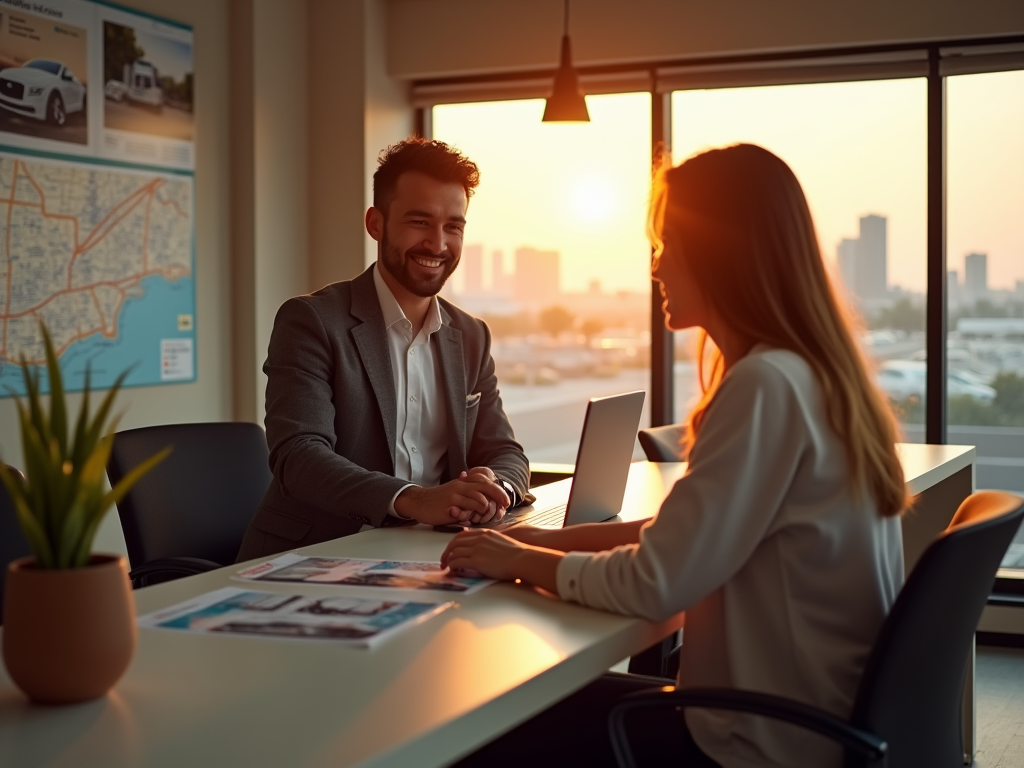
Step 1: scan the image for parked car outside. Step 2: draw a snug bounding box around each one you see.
[0,59,86,126]
[875,359,997,403]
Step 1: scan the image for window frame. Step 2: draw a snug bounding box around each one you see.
[416,35,1024,593]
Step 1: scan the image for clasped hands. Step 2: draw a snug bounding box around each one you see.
[393,466,510,526]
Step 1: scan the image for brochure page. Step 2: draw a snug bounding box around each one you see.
[137,587,451,648]
[235,554,496,595]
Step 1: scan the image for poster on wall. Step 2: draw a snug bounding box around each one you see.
[0,0,93,152]
[0,0,196,396]
[100,4,193,169]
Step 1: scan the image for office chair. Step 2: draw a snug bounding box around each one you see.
[608,490,1024,768]
[0,465,31,623]
[630,424,688,677]
[637,425,687,463]
[107,422,273,588]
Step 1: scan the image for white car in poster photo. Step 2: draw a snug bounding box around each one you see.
[0,59,85,126]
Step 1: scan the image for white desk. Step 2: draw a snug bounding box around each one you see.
[0,444,975,768]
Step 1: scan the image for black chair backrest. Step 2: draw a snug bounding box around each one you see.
[0,465,31,622]
[107,422,272,568]
[850,491,1024,768]
[637,424,687,463]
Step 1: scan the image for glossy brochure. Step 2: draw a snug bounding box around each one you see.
[235,553,496,595]
[138,587,450,647]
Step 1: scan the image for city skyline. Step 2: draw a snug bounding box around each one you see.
[451,226,1023,312]
[434,71,1023,297]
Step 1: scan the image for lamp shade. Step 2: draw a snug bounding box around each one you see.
[542,35,590,122]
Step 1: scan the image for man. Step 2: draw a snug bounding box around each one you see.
[237,139,531,561]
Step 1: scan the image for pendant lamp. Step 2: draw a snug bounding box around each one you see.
[542,0,590,122]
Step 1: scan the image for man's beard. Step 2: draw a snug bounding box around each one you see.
[380,228,459,298]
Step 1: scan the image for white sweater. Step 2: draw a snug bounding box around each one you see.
[557,347,904,768]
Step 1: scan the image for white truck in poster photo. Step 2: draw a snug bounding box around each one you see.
[0,59,86,126]
[104,59,162,113]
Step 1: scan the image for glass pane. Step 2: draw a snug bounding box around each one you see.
[670,79,928,443]
[947,70,1024,573]
[432,94,652,464]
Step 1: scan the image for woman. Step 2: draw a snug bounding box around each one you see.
[444,144,909,768]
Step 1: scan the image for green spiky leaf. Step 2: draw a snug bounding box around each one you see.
[0,464,53,567]
[41,325,67,456]
[70,365,92,472]
[0,320,169,570]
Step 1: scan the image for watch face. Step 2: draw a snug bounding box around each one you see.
[500,480,516,503]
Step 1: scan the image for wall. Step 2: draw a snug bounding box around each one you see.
[0,0,234,469]
[230,0,310,423]
[307,0,413,292]
[386,0,1024,80]
[0,0,234,554]
[0,0,411,467]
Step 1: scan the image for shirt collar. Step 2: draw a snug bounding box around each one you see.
[373,262,443,336]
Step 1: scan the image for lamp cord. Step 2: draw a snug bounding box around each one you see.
[564,0,569,36]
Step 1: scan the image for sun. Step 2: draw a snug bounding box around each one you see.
[570,178,615,221]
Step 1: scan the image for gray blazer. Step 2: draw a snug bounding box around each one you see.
[236,264,530,561]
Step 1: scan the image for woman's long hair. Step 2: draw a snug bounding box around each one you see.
[649,144,909,518]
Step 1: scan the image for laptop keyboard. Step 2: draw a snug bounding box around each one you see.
[495,504,567,530]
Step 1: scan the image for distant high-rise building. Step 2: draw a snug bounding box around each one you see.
[1016,279,1024,300]
[514,247,560,307]
[947,270,960,307]
[964,252,988,303]
[856,215,887,300]
[490,250,506,295]
[461,243,483,295]
[837,238,858,294]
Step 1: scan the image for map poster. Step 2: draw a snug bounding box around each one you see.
[0,151,195,395]
[0,1,195,397]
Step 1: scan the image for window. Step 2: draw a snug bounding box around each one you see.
[432,93,652,463]
[670,79,928,440]
[947,69,1024,573]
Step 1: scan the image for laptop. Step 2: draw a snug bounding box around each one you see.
[493,390,646,530]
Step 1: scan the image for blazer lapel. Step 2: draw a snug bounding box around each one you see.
[436,319,467,478]
[350,267,397,468]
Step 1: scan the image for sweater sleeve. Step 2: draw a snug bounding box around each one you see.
[556,357,810,621]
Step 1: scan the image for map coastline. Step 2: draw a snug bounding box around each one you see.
[0,151,196,396]
[0,273,195,394]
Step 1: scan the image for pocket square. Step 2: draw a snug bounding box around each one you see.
[466,392,482,407]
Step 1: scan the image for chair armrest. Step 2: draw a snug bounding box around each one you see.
[129,556,223,588]
[608,686,887,768]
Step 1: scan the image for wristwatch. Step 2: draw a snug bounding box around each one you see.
[497,478,519,507]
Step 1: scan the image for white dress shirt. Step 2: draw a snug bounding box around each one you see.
[557,347,904,768]
[373,264,449,517]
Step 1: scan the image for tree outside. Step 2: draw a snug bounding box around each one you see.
[539,306,575,338]
[870,297,925,333]
[580,317,605,341]
[890,372,1024,427]
[104,22,145,86]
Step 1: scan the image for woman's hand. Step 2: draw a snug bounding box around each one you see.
[500,519,651,553]
[441,529,563,591]
[501,525,550,547]
[441,529,527,580]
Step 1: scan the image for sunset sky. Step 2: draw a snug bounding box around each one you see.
[433,70,1023,296]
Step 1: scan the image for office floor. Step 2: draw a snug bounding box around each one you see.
[976,645,1024,767]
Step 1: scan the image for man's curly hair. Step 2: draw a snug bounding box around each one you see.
[373,138,480,213]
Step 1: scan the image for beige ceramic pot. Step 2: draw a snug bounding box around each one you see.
[2,554,136,704]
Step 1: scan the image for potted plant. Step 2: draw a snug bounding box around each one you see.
[0,324,169,703]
